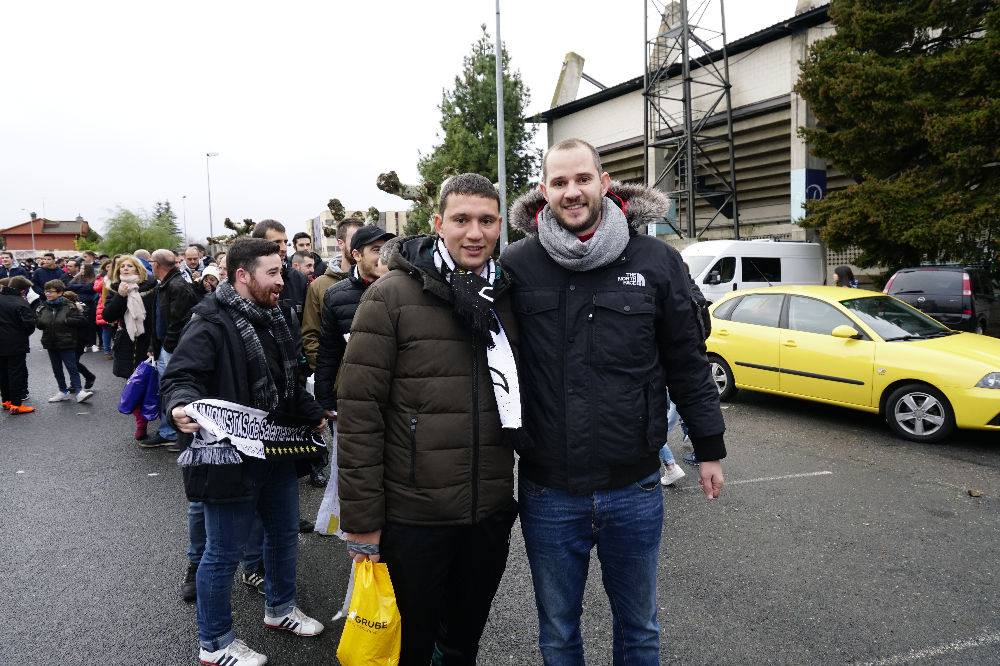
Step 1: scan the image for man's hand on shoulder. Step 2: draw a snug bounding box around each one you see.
[698,460,724,500]
[171,405,200,434]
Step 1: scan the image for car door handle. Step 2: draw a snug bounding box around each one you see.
[783,340,797,348]
[717,329,729,336]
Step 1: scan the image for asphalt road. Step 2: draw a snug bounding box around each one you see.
[2,332,998,665]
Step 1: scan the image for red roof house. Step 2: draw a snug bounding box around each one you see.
[0,215,90,252]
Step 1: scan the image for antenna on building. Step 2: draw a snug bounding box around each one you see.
[643,0,740,239]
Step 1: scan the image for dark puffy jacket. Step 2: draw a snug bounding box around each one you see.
[278,264,307,325]
[309,251,328,280]
[36,299,85,351]
[336,235,518,533]
[0,265,29,280]
[503,184,726,495]
[0,287,37,355]
[150,268,198,357]
[161,293,326,503]
[31,267,68,296]
[102,278,157,378]
[314,266,368,410]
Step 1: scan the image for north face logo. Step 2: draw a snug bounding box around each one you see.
[618,272,646,287]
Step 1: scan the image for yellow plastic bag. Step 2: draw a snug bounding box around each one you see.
[336,560,401,666]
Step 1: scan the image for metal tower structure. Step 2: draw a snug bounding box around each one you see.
[643,0,740,239]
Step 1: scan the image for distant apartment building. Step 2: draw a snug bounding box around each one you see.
[301,209,408,261]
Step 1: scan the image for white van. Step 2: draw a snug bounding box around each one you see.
[680,239,825,303]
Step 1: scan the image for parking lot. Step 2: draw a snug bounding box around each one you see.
[2,345,999,665]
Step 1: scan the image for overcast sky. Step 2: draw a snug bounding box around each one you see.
[1,0,796,241]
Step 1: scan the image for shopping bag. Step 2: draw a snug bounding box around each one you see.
[336,560,401,666]
[118,359,156,415]
[141,361,161,421]
[314,422,344,537]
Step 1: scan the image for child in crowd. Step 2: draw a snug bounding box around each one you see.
[36,280,93,404]
[63,291,98,391]
[0,276,37,414]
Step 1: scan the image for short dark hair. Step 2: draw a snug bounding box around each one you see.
[194,244,207,255]
[0,251,12,260]
[7,276,31,292]
[290,251,310,265]
[438,173,500,215]
[43,252,55,260]
[292,232,311,244]
[336,218,364,241]
[251,219,286,238]
[542,138,603,181]
[226,237,281,284]
[43,279,65,293]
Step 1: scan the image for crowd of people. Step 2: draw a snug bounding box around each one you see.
[1,137,727,666]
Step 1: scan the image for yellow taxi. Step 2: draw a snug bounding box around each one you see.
[706,285,1000,443]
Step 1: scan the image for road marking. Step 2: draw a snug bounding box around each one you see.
[727,470,833,486]
[147,473,159,477]
[675,470,832,491]
[852,630,1000,665]
[16,470,25,474]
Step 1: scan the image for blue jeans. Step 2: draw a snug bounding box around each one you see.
[100,326,113,354]
[519,473,663,666]
[188,502,265,572]
[197,462,300,651]
[658,398,684,465]
[47,349,81,393]
[155,349,176,441]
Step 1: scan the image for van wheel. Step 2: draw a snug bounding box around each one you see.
[708,355,737,402]
[883,383,955,443]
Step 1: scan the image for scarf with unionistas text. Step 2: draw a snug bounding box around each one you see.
[433,238,521,431]
[215,281,296,412]
[537,196,630,271]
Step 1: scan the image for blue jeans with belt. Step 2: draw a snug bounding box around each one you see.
[196,462,299,651]
[519,472,664,665]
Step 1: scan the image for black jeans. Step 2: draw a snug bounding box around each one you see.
[74,349,95,385]
[380,505,518,666]
[0,354,28,405]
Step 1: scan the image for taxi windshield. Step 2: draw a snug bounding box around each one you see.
[840,295,954,341]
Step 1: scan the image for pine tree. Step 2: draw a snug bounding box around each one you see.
[795,0,1000,275]
[152,200,182,241]
[408,25,541,235]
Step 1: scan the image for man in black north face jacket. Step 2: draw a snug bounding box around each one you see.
[501,138,726,664]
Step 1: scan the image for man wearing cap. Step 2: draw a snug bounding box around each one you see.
[313,225,394,415]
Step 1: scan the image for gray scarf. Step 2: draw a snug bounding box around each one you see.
[538,196,630,271]
[215,281,297,412]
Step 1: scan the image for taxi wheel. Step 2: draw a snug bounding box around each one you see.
[884,383,955,444]
[708,355,737,402]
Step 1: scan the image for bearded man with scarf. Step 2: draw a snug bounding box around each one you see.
[502,138,727,665]
[161,237,328,666]
[337,173,521,666]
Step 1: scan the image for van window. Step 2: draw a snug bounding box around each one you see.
[742,257,781,283]
[787,296,855,336]
[684,255,715,279]
[728,294,783,328]
[704,256,736,284]
[888,270,961,294]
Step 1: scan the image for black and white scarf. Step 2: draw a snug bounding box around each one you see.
[432,238,521,430]
[215,281,297,412]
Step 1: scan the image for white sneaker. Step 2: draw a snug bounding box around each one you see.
[75,390,94,403]
[48,391,71,402]
[661,464,686,486]
[199,639,267,666]
[264,606,324,637]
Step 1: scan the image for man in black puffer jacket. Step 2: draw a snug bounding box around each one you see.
[161,238,327,666]
[0,276,37,413]
[502,138,727,664]
[313,225,394,412]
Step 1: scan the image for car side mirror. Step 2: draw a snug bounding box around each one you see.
[705,271,722,285]
[832,325,861,339]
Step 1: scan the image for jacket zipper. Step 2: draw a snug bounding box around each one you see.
[409,416,418,484]
[471,338,481,524]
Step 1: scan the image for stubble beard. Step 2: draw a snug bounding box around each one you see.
[553,195,602,234]
[248,277,277,309]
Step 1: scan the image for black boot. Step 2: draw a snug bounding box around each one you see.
[181,562,198,603]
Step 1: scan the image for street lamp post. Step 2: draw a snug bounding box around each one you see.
[495,0,509,251]
[205,152,219,239]
[181,195,188,242]
[20,208,37,253]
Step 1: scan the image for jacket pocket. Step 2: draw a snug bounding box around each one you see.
[513,290,560,365]
[592,290,656,368]
[408,415,418,484]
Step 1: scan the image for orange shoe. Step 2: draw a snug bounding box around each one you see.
[9,404,35,414]
[1,401,11,409]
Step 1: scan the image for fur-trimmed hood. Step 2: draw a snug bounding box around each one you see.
[509,182,670,235]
